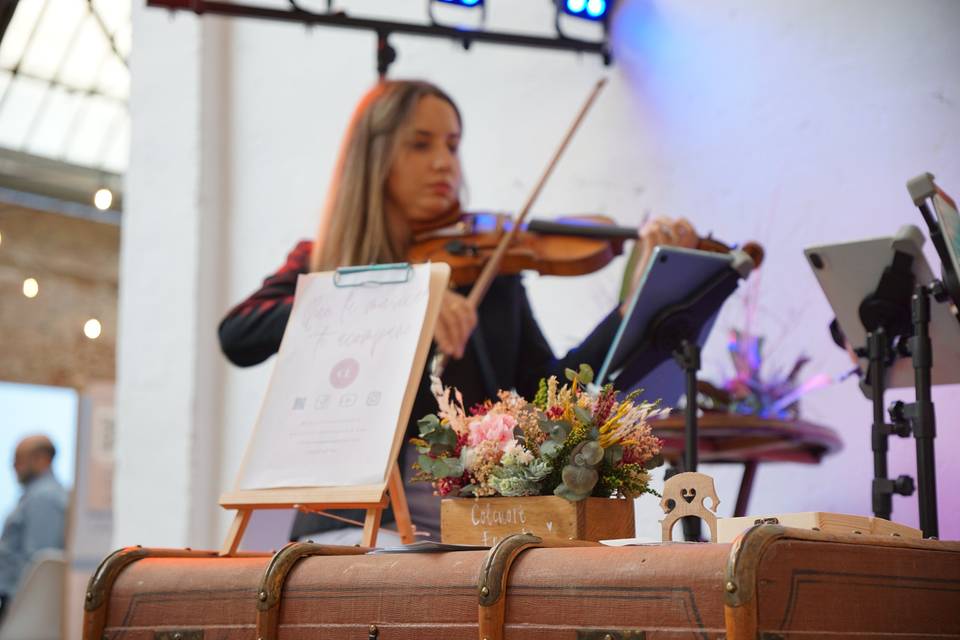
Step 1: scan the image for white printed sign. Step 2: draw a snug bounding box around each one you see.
[237,264,431,490]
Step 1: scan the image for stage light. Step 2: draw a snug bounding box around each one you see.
[22,278,38,298]
[84,319,102,340]
[94,188,113,211]
[561,0,610,21]
[428,0,487,39]
[586,0,606,18]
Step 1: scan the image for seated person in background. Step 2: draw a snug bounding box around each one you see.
[0,435,68,619]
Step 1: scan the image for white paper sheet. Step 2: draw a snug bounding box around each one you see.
[237,264,431,490]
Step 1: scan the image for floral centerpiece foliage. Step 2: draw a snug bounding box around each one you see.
[411,364,666,501]
[721,329,838,420]
[708,272,851,420]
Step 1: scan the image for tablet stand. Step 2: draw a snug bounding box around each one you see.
[857,248,917,524]
[899,171,960,538]
[616,260,748,539]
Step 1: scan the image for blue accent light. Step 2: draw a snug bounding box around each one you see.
[586,0,606,18]
[436,0,484,6]
[561,0,609,21]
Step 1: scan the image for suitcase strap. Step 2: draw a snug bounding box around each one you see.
[82,546,220,640]
[477,534,601,640]
[477,533,543,640]
[256,541,371,640]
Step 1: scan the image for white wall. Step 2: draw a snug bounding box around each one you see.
[119,0,960,549]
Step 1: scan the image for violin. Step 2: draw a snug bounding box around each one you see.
[409,211,765,288]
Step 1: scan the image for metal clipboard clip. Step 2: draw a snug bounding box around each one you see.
[333,262,414,288]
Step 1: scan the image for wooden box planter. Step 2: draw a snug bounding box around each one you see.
[440,496,635,546]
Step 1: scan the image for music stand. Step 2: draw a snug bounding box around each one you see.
[806,216,960,538]
[904,172,960,538]
[597,245,756,539]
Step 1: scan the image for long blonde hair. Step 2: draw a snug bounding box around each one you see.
[310,80,463,272]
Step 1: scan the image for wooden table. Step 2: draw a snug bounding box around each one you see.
[652,413,843,517]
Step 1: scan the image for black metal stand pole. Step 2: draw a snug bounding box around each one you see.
[674,340,702,541]
[679,340,701,474]
[376,31,397,78]
[910,284,939,538]
[868,330,892,521]
[868,329,915,520]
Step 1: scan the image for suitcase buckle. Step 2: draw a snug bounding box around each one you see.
[154,632,203,640]
[577,631,646,640]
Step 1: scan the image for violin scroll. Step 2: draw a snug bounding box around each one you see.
[697,236,765,268]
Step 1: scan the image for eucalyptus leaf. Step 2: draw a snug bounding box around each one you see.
[545,421,570,442]
[417,414,440,435]
[418,454,435,475]
[539,439,562,459]
[604,444,624,466]
[574,405,594,427]
[459,484,478,497]
[434,457,463,478]
[554,482,588,502]
[435,427,458,450]
[565,368,578,382]
[644,453,665,470]
[578,364,594,385]
[562,464,598,494]
[431,457,450,477]
[580,441,604,466]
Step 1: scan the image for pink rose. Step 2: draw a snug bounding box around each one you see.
[467,412,517,450]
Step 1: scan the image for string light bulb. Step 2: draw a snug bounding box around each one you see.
[22,278,39,298]
[94,188,113,211]
[84,319,102,340]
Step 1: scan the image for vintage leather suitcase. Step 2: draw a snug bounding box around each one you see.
[84,526,960,640]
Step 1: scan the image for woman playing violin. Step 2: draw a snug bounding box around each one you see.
[218,79,697,541]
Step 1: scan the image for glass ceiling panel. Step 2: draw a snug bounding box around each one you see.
[101,112,127,173]
[97,52,127,101]
[0,74,47,148]
[0,0,130,173]
[24,84,82,159]
[19,0,86,79]
[63,95,121,167]
[91,0,130,40]
[0,70,10,99]
[113,20,131,59]
[0,0,44,69]
[59,15,108,90]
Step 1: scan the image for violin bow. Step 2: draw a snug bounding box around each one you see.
[431,77,608,379]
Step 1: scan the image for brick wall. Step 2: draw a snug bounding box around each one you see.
[0,202,118,389]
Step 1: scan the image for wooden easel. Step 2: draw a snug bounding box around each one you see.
[219,464,413,555]
[218,263,450,557]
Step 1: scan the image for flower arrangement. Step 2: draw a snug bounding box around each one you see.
[411,364,666,502]
[722,328,813,419]
[704,328,848,420]
[696,273,853,420]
